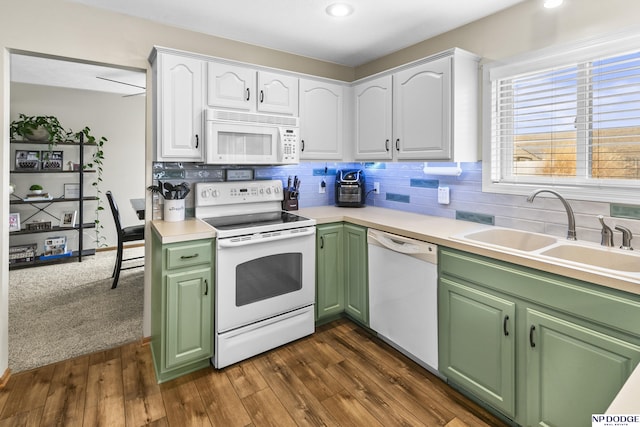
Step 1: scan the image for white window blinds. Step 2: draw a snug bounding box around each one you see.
[489,45,640,189]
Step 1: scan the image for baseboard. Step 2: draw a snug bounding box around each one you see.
[0,368,11,388]
[96,242,145,253]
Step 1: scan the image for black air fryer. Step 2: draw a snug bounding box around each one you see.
[335,169,365,207]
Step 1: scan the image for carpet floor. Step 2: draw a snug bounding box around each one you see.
[8,247,144,373]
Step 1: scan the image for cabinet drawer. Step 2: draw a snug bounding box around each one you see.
[165,241,212,270]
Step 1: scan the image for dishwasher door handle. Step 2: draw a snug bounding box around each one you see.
[367,229,437,263]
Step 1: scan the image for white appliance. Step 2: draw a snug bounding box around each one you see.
[205,109,299,165]
[368,229,440,373]
[195,180,316,369]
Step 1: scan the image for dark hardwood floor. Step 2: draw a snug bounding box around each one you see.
[0,319,508,426]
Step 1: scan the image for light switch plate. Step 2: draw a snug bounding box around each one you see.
[438,186,450,204]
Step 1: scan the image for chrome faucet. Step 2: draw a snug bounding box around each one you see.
[526,189,577,240]
[598,215,614,247]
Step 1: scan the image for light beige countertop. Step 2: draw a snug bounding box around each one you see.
[150,218,215,244]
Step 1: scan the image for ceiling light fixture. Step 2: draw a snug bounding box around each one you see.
[326,3,354,18]
[543,0,564,8]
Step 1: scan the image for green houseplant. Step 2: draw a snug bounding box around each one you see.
[10,114,72,144]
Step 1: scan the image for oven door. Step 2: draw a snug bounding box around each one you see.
[216,226,315,333]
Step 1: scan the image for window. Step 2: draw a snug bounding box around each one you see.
[483,31,640,203]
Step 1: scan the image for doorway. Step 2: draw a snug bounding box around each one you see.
[8,52,146,372]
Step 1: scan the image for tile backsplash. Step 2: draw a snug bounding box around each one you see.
[152,161,639,246]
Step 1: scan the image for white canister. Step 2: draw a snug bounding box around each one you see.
[163,199,185,222]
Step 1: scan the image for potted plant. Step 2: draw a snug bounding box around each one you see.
[29,184,43,194]
[10,114,72,144]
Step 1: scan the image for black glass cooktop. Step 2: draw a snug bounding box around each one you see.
[202,211,311,231]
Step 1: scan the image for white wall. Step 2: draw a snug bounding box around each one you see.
[10,83,145,248]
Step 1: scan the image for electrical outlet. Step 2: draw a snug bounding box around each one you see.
[374,182,380,194]
[438,186,450,204]
[319,180,326,194]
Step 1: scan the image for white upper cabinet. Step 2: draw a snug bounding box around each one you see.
[152,51,205,161]
[208,63,298,116]
[354,75,393,160]
[207,63,254,112]
[393,57,451,160]
[354,49,479,162]
[299,79,344,160]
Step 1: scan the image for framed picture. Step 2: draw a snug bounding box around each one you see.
[64,183,80,199]
[9,213,20,232]
[59,210,77,228]
[15,150,40,170]
[40,150,63,171]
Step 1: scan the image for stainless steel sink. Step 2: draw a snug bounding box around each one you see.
[460,228,558,252]
[540,244,640,273]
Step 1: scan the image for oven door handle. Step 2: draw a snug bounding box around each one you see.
[217,227,315,248]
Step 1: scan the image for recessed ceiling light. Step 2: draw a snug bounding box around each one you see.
[543,0,564,8]
[326,3,354,18]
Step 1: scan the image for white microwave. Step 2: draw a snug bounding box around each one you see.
[205,109,299,165]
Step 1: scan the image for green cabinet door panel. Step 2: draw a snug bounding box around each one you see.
[165,267,213,369]
[344,224,369,325]
[526,309,640,427]
[316,224,345,321]
[439,278,516,417]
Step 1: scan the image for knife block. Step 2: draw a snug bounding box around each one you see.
[282,189,298,211]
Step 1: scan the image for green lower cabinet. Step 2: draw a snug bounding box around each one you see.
[439,278,516,417]
[439,248,640,426]
[526,309,640,427]
[343,224,368,326]
[316,223,368,325]
[165,267,213,369]
[316,224,345,321]
[151,230,214,383]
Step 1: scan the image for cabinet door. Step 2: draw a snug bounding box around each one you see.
[165,267,213,369]
[439,278,516,417]
[159,54,204,161]
[343,224,368,325]
[316,224,344,321]
[299,79,343,159]
[257,71,299,115]
[207,62,255,111]
[526,309,640,427]
[393,57,452,160]
[354,75,393,160]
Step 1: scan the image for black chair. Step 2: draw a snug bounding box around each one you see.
[106,191,145,289]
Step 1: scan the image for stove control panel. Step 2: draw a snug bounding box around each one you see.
[196,180,283,206]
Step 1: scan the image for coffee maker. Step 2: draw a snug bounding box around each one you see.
[335,169,365,207]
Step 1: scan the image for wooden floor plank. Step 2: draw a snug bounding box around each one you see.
[0,320,508,427]
[0,363,54,420]
[193,369,252,427]
[327,359,430,427]
[224,359,269,400]
[252,351,339,427]
[241,388,297,427]
[277,342,344,402]
[320,389,385,427]
[160,374,212,427]
[40,355,89,427]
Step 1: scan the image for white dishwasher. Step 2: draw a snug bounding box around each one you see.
[368,228,439,373]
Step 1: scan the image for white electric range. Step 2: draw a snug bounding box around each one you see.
[195,180,316,369]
